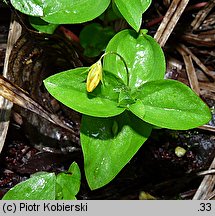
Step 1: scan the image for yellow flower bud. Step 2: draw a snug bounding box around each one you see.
[86,59,103,92]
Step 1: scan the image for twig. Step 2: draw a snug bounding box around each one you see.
[182,30,215,47]
[208,193,215,200]
[177,44,214,82]
[198,125,215,133]
[154,0,189,47]
[0,16,22,153]
[199,82,215,93]
[193,156,215,199]
[191,0,215,30]
[197,169,215,176]
[0,75,74,133]
[176,45,200,95]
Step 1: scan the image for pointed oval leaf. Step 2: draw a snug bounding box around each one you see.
[104,29,166,91]
[80,112,152,189]
[29,16,59,34]
[129,80,212,130]
[44,67,125,117]
[2,173,56,200]
[56,162,81,200]
[11,0,111,24]
[114,0,152,31]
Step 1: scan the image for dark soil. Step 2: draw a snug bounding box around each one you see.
[1,121,214,199]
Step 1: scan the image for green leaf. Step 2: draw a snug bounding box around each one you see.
[114,0,152,31]
[129,79,212,130]
[2,173,56,200]
[99,2,123,22]
[56,162,81,200]
[111,0,124,19]
[104,29,166,91]
[80,111,152,189]
[11,0,111,24]
[11,0,45,16]
[44,67,126,117]
[29,16,59,34]
[80,23,115,57]
[117,87,136,108]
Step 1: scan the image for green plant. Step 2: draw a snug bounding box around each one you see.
[4,0,212,196]
[79,23,115,57]
[44,29,211,189]
[2,162,81,200]
[10,0,151,31]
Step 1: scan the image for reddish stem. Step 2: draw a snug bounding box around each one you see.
[59,26,80,43]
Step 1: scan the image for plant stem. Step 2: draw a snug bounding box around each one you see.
[100,51,130,86]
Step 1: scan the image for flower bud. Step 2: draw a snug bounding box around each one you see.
[86,59,102,92]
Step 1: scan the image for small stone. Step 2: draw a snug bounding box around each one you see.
[175,146,186,157]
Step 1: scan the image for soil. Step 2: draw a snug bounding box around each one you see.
[1,122,214,199]
[0,1,214,200]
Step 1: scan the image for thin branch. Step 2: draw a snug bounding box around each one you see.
[154,0,189,47]
[191,0,215,30]
[0,75,74,133]
[176,45,200,95]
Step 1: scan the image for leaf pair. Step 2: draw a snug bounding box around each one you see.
[2,162,80,200]
[103,29,211,130]
[44,29,166,119]
[11,0,152,32]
